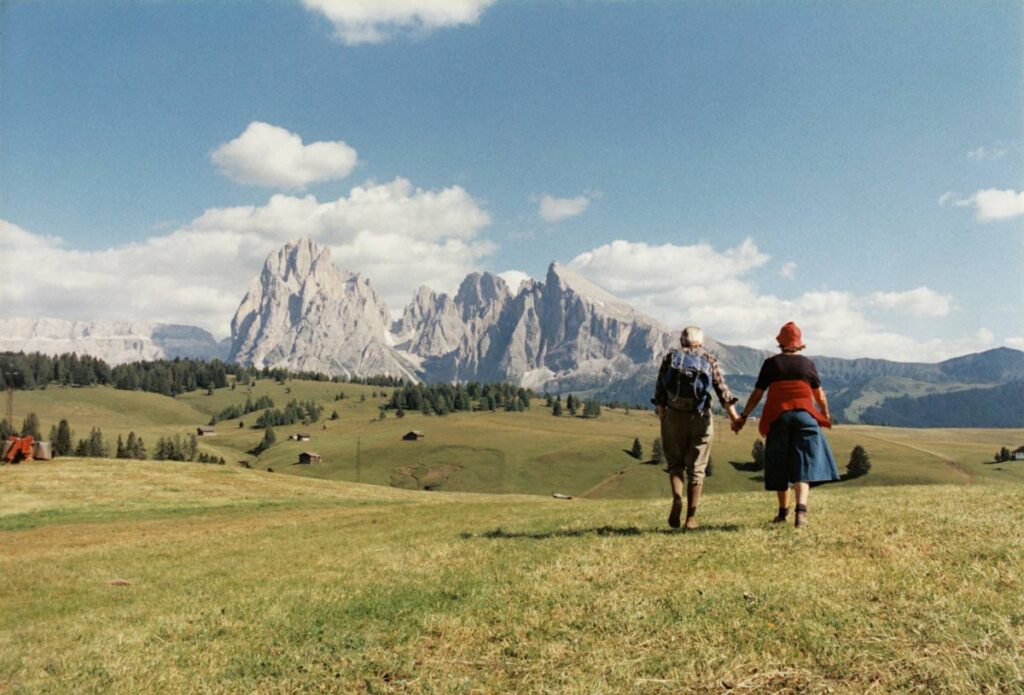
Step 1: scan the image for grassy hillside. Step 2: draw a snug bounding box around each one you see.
[2,460,1022,692]
[12,381,1024,499]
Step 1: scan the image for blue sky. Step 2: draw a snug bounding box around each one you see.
[1,0,1021,360]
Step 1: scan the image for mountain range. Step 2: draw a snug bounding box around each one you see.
[4,238,1023,426]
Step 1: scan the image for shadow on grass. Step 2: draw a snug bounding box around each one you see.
[461,523,741,540]
[730,461,763,472]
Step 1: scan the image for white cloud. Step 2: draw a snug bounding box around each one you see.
[567,239,981,362]
[780,261,797,280]
[967,146,1006,161]
[968,189,1024,221]
[210,121,358,189]
[1006,337,1024,351]
[941,188,1024,221]
[497,270,532,290]
[867,287,952,317]
[538,194,590,222]
[0,177,492,337]
[303,0,495,45]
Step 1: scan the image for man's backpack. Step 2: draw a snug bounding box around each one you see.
[662,350,713,412]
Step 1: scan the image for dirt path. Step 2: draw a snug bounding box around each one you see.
[860,432,973,484]
[578,466,632,498]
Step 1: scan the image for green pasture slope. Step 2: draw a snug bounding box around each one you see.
[2,460,1022,692]
[11,380,1024,499]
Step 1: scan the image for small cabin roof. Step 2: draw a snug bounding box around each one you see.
[300,451,320,457]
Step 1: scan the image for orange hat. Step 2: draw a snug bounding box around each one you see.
[776,322,806,351]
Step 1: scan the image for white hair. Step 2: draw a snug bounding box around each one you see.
[681,326,704,347]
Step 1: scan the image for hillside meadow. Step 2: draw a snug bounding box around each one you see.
[2,459,1022,693]
[10,381,1024,500]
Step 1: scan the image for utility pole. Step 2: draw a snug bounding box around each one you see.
[4,370,17,430]
[355,436,361,483]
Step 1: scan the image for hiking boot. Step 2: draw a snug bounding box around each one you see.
[684,515,699,531]
[772,508,789,524]
[668,499,683,528]
[794,504,808,528]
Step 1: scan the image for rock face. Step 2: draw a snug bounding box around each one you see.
[0,317,228,364]
[227,240,765,391]
[228,239,416,379]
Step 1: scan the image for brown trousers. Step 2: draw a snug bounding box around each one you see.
[661,407,713,485]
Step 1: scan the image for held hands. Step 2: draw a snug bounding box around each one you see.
[730,415,747,434]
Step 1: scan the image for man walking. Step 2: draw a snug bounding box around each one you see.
[653,326,742,530]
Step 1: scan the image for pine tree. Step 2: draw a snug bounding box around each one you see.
[20,412,41,439]
[55,419,73,456]
[0,419,12,439]
[566,394,577,416]
[630,437,643,460]
[116,434,127,459]
[134,436,147,460]
[847,445,871,478]
[330,410,339,420]
[651,438,663,465]
[751,440,766,470]
[87,427,108,457]
[552,400,563,416]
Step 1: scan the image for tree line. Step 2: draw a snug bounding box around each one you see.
[385,382,533,416]
[0,352,410,398]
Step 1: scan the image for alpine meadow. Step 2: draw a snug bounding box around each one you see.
[3,1,1023,693]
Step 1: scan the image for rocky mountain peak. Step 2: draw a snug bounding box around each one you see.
[229,239,415,379]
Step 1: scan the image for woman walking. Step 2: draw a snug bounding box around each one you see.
[733,322,840,527]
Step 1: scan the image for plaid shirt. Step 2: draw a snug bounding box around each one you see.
[653,347,738,409]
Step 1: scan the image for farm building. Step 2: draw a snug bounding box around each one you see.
[298,451,321,465]
[1013,446,1024,461]
[403,431,425,441]
[289,433,312,442]
[197,426,216,437]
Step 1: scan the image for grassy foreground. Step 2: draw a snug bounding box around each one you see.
[2,460,1023,693]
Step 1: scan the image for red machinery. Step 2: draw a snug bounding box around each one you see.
[4,435,34,463]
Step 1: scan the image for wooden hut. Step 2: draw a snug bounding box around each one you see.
[402,430,425,441]
[298,451,321,465]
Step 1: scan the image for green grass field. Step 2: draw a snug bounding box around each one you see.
[2,460,1022,693]
[12,381,1024,501]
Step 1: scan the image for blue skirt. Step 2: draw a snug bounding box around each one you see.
[764,410,841,491]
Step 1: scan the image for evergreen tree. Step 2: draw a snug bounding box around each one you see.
[0,418,12,439]
[544,392,553,407]
[49,424,59,448]
[583,399,601,418]
[847,445,871,477]
[552,400,563,416]
[396,408,406,419]
[751,440,766,470]
[87,427,108,458]
[134,436,147,460]
[630,437,643,460]
[20,412,41,439]
[996,446,1011,462]
[651,438,663,465]
[566,394,577,416]
[188,433,199,461]
[330,410,339,420]
[55,420,73,456]
[74,439,89,456]
[116,434,127,459]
